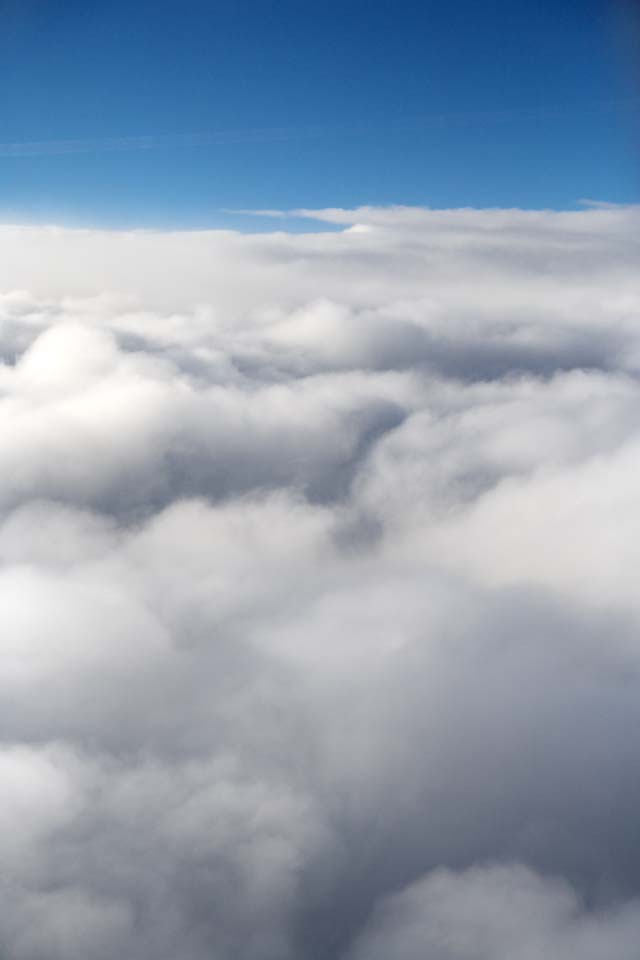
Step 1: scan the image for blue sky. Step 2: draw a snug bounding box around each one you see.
[1,0,638,228]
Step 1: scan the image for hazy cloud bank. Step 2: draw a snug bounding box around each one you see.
[1,205,639,959]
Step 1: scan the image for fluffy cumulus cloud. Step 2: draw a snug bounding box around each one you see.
[0,204,639,959]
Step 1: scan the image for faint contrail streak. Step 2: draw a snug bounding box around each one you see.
[0,98,637,158]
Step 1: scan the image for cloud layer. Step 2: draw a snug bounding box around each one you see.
[1,205,639,959]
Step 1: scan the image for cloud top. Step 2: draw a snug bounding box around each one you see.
[0,206,639,959]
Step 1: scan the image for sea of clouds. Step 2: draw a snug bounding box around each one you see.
[1,204,639,959]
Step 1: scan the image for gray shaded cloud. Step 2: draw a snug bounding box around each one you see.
[348,864,640,960]
[0,205,639,958]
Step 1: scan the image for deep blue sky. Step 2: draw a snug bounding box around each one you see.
[1,0,638,228]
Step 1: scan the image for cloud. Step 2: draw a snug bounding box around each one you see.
[349,864,640,960]
[0,205,639,958]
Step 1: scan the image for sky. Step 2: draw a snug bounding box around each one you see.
[3,4,640,959]
[1,0,639,227]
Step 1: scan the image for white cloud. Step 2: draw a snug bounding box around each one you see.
[0,205,639,958]
[349,864,640,960]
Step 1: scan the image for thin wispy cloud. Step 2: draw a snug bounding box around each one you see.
[1,97,637,159]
